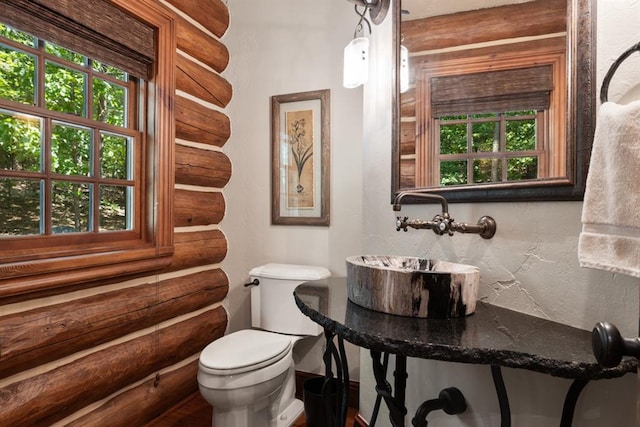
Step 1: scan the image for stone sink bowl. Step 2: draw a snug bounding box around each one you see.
[346,255,480,319]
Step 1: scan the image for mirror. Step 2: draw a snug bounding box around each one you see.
[391,0,595,202]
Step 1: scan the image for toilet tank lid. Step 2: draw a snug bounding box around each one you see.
[249,263,330,280]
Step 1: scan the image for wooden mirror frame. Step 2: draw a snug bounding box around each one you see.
[390,0,596,203]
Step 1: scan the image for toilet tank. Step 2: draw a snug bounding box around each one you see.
[250,263,330,336]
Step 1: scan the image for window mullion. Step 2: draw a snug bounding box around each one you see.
[38,36,49,234]
[36,39,45,108]
[537,110,548,178]
[87,60,94,123]
[501,115,507,182]
[466,116,473,184]
[43,117,52,235]
[431,118,439,187]
[92,127,100,233]
[87,64,98,234]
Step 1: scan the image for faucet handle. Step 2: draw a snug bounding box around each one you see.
[396,216,409,232]
[430,214,451,236]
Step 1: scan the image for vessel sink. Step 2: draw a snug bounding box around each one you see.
[346,255,480,318]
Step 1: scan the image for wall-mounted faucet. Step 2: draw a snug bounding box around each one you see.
[392,191,497,239]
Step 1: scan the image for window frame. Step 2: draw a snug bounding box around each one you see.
[414,39,566,190]
[0,0,175,299]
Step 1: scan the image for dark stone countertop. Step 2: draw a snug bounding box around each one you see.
[294,277,638,380]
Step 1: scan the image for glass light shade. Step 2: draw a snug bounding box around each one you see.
[400,44,409,93]
[343,37,369,89]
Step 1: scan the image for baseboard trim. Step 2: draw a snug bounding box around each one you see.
[354,413,369,426]
[294,370,359,409]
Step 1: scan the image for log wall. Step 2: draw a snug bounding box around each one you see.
[0,0,232,425]
[399,0,566,189]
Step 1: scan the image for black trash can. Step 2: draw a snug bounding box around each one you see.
[303,377,337,427]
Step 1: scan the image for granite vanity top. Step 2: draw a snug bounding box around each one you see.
[294,277,638,380]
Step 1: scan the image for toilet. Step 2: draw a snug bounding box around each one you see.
[197,263,331,427]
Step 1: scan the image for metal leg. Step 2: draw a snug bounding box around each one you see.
[337,335,350,425]
[370,350,408,427]
[559,379,589,427]
[369,352,389,426]
[491,365,511,427]
[394,355,408,419]
[322,329,350,427]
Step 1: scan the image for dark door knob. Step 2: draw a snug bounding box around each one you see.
[592,322,640,368]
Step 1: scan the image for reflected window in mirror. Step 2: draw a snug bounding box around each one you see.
[411,40,566,188]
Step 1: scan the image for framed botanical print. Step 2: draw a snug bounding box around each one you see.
[271,89,330,226]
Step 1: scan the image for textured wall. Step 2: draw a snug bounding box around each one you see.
[221,0,365,379]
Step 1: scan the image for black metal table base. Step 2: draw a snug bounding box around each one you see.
[560,379,590,427]
[491,365,511,427]
[322,330,350,427]
[490,365,591,427]
[368,351,468,427]
[370,350,408,426]
[321,341,590,427]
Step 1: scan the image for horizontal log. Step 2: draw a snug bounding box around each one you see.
[0,259,174,305]
[0,269,228,379]
[66,359,200,426]
[175,145,232,188]
[410,36,566,72]
[175,96,230,147]
[0,249,173,303]
[176,14,228,73]
[144,391,212,426]
[175,189,225,227]
[177,55,232,108]
[167,230,227,272]
[400,160,416,188]
[0,308,226,426]
[400,121,416,152]
[164,0,229,38]
[400,88,415,118]
[403,0,565,52]
[400,143,415,157]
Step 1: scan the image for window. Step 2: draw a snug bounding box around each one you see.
[0,0,175,298]
[414,40,566,189]
[0,26,138,236]
[436,110,544,186]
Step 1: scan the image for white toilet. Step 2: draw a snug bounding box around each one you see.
[198,263,331,427]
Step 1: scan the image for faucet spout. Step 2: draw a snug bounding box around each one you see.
[392,190,449,214]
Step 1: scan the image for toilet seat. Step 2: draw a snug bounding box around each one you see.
[199,329,293,376]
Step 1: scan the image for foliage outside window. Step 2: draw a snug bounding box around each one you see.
[0,0,175,299]
[0,24,136,236]
[437,110,543,186]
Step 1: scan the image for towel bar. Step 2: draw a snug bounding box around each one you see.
[600,41,640,103]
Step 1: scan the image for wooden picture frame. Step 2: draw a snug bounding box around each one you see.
[271,89,330,226]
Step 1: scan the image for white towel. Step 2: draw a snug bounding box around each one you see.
[578,101,640,278]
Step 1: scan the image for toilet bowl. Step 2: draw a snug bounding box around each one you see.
[197,263,331,427]
[198,329,301,426]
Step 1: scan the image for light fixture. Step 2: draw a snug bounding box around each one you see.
[346,0,391,25]
[399,10,410,93]
[343,2,372,88]
[343,37,370,88]
[342,0,391,89]
[399,44,409,93]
